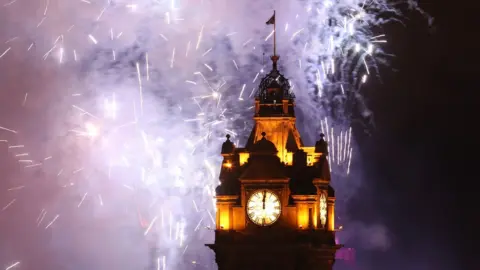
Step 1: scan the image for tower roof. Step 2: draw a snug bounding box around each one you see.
[256,56,295,101]
[239,155,287,180]
[249,132,278,154]
[240,132,286,180]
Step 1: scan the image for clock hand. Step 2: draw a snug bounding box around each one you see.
[262,190,266,210]
[261,191,267,225]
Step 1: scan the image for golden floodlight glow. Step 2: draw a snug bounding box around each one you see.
[320,193,327,227]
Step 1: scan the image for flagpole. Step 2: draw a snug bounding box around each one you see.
[273,10,276,57]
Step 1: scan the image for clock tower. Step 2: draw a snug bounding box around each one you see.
[206,54,342,270]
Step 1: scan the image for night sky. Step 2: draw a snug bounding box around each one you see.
[0,0,475,269]
[351,1,474,269]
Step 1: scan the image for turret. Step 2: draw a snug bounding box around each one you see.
[217,135,240,196]
[255,56,296,117]
[219,134,235,181]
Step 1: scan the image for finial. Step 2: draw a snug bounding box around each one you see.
[221,134,235,154]
[314,133,328,154]
[271,55,280,71]
[261,132,266,138]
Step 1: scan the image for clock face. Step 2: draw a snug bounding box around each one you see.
[246,190,281,226]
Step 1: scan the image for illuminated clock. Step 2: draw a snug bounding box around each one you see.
[319,193,327,227]
[246,190,281,226]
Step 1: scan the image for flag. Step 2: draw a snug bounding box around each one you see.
[266,13,275,25]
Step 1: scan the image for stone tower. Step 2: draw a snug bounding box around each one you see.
[206,55,342,270]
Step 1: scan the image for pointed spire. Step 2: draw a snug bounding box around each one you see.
[266,11,278,70]
[265,10,276,57]
[254,11,294,107]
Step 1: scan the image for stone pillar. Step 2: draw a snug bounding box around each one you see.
[215,195,239,230]
[327,197,335,231]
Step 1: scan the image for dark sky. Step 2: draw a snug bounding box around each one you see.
[350,0,475,269]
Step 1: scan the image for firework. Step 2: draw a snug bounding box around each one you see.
[0,0,427,269]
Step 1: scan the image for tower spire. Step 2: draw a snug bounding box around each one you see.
[266,11,279,70]
[273,10,276,57]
